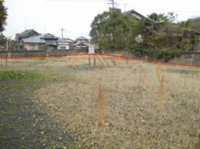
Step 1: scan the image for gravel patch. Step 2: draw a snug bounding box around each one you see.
[0,80,80,149]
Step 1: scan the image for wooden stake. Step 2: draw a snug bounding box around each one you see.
[158,75,164,111]
[97,84,105,126]
[142,74,147,90]
[156,62,161,78]
[6,40,8,66]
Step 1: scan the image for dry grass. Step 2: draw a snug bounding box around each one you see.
[2,56,200,148]
[142,73,147,91]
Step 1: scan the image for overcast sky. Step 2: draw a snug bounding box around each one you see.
[3,0,200,40]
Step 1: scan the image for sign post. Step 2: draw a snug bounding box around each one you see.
[88,44,95,67]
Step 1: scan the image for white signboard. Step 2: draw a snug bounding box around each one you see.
[89,45,95,54]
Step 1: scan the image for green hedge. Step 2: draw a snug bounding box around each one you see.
[144,48,180,61]
[131,48,180,61]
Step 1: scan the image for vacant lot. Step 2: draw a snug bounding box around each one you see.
[1,56,200,148]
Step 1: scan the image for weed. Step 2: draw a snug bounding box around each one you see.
[180,100,187,107]
[0,71,41,82]
[148,122,154,127]
[170,93,178,98]
[40,57,46,60]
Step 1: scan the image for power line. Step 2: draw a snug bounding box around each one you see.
[53,29,90,39]
[122,4,200,13]
[46,0,106,2]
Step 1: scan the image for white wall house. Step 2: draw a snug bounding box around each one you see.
[57,43,69,50]
[56,38,74,50]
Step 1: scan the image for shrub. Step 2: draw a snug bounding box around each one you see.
[144,48,180,61]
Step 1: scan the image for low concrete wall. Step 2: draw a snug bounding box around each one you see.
[0,50,46,58]
[170,52,200,65]
[0,49,87,58]
[46,49,87,55]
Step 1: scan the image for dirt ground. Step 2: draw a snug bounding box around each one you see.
[1,56,200,148]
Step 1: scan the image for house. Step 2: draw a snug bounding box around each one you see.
[15,29,40,50]
[15,29,40,41]
[76,36,90,43]
[123,9,146,20]
[38,33,59,49]
[74,36,90,49]
[73,42,88,50]
[55,38,74,50]
[22,36,46,50]
[22,33,59,50]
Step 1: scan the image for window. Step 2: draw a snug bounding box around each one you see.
[30,44,35,50]
[60,46,66,49]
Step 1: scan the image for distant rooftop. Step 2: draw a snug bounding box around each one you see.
[39,33,59,39]
[124,9,146,20]
[76,36,89,40]
[15,29,40,40]
[56,38,74,43]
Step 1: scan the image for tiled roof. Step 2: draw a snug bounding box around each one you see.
[39,33,59,39]
[18,29,39,37]
[22,36,46,43]
[76,36,89,40]
[124,9,146,20]
[56,38,74,43]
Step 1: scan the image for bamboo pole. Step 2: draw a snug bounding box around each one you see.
[158,75,164,111]
[97,84,105,126]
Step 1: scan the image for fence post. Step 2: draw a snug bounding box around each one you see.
[6,40,9,66]
[8,52,11,58]
[89,55,91,67]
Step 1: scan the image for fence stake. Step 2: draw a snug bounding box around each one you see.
[97,84,105,126]
[6,40,9,66]
[158,75,164,111]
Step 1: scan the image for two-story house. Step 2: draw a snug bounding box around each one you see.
[74,36,90,50]
[22,33,59,50]
[15,29,40,50]
[55,38,74,50]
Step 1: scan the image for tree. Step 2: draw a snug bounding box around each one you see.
[177,20,192,51]
[0,33,6,50]
[142,12,180,49]
[0,33,15,51]
[189,17,200,33]
[90,8,141,51]
[140,12,181,61]
[0,0,7,32]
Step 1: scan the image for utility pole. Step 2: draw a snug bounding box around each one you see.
[124,3,128,12]
[61,28,65,39]
[108,0,116,8]
[111,0,114,8]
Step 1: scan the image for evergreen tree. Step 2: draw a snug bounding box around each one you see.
[90,8,141,51]
[0,0,7,32]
